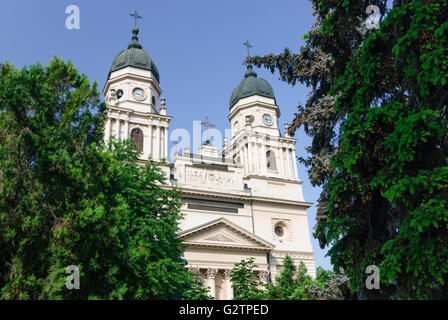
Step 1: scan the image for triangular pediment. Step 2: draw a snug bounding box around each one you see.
[179,218,274,251]
[204,233,236,243]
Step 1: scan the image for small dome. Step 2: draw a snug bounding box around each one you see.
[229,65,275,109]
[108,27,160,82]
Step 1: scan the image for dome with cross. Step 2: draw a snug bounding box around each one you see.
[108,27,160,83]
[229,65,275,109]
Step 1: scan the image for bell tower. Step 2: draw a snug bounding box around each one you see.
[103,21,170,162]
[223,62,303,201]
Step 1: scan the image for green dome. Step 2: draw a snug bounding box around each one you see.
[108,27,159,82]
[229,65,275,109]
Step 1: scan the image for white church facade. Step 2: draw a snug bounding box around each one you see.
[103,27,316,300]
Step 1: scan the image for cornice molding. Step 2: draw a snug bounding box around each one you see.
[244,174,303,185]
[183,241,273,252]
[228,100,280,120]
[271,250,315,260]
[104,69,162,96]
[107,106,172,122]
[177,187,313,208]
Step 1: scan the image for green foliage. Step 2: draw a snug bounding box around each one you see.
[182,271,214,300]
[307,268,353,300]
[290,262,315,300]
[315,266,333,286]
[267,256,314,300]
[230,256,344,300]
[230,258,266,300]
[0,58,191,299]
[182,285,214,301]
[247,0,448,299]
[316,0,448,299]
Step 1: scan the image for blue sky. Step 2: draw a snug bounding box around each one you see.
[1,0,332,270]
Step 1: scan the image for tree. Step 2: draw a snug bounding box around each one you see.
[247,0,448,299]
[266,255,297,299]
[0,58,191,299]
[230,258,266,300]
[230,256,346,300]
[266,255,315,300]
[319,0,448,299]
[182,270,214,300]
[307,268,354,300]
[247,0,389,229]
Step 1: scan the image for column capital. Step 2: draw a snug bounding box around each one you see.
[258,270,269,282]
[223,269,232,280]
[205,268,218,280]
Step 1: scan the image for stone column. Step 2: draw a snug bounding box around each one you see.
[254,140,260,174]
[117,113,121,139]
[278,146,285,177]
[164,127,169,160]
[205,268,218,299]
[261,141,267,176]
[281,147,287,177]
[288,149,295,179]
[155,125,161,161]
[160,127,165,159]
[147,124,153,159]
[291,148,299,180]
[277,145,284,177]
[223,269,233,300]
[286,148,292,179]
[243,145,248,175]
[247,140,254,175]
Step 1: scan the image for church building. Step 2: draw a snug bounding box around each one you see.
[103,26,316,300]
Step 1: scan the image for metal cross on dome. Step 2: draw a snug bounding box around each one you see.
[243,40,253,57]
[130,10,143,27]
[201,116,216,144]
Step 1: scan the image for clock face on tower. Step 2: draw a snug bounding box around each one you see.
[133,88,145,100]
[263,114,273,126]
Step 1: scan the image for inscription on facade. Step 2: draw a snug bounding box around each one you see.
[186,166,238,190]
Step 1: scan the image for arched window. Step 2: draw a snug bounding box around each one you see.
[131,128,144,152]
[266,150,277,171]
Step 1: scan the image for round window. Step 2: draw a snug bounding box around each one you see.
[275,226,284,237]
[116,89,123,99]
[152,96,156,105]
